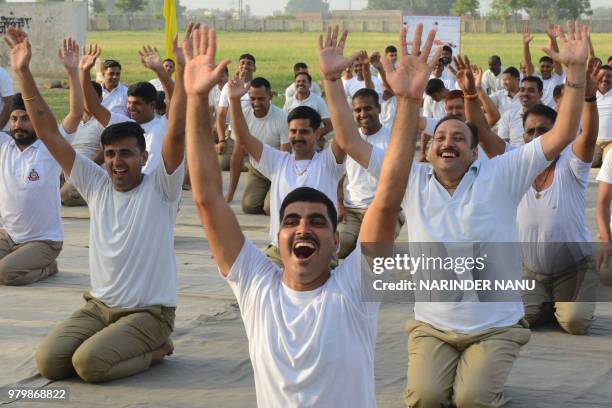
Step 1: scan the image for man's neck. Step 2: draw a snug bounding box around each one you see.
[136,114,155,125]
[254,106,270,119]
[282,269,330,291]
[433,166,470,195]
[295,90,310,101]
[294,149,316,161]
[599,86,610,95]
[507,88,519,97]
[103,83,117,92]
[15,141,36,152]
[361,122,382,136]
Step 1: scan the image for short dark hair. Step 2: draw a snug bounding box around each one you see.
[601,65,612,72]
[279,187,338,232]
[385,45,397,54]
[239,53,256,64]
[502,67,520,79]
[127,82,157,104]
[103,59,121,70]
[91,81,103,99]
[522,104,557,127]
[100,121,146,152]
[608,56,612,63]
[156,91,166,113]
[352,87,380,109]
[521,75,543,93]
[293,62,308,72]
[287,106,322,130]
[539,56,553,64]
[295,71,312,83]
[12,93,25,112]
[489,55,501,64]
[425,78,446,96]
[445,89,464,102]
[442,45,453,53]
[553,84,564,100]
[433,115,479,149]
[162,58,174,65]
[250,77,271,92]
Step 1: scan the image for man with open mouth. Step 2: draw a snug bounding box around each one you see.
[185,24,435,406]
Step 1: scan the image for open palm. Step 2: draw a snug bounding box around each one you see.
[58,37,79,71]
[139,45,163,71]
[318,26,363,81]
[453,55,477,94]
[4,27,32,72]
[543,21,589,67]
[79,44,101,72]
[183,25,230,96]
[226,78,248,100]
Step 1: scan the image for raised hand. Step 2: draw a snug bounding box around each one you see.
[472,64,484,90]
[3,27,32,72]
[139,45,163,71]
[546,24,558,39]
[381,24,441,100]
[226,78,249,100]
[183,25,230,96]
[318,25,363,81]
[453,55,477,94]
[58,37,80,72]
[522,26,534,44]
[586,58,605,98]
[542,21,589,68]
[79,44,101,72]
[172,22,197,68]
[369,51,383,71]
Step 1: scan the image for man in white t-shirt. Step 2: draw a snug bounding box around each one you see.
[489,66,521,116]
[596,150,612,286]
[284,62,322,101]
[342,54,382,99]
[339,23,590,406]
[225,77,290,214]
[465,56,602,335]
[423,78,448,118]
[481,55,504,94]
[283,71,332,138]
[0,66,14,131]
[185,24,425,407]
[100,59,128,116]
[498,75,543,146]
[334,87,405,258]
[592,65,612,167]
[215,53,256,170]
[3,26,188,383]
[430,61,456,91]
[149,58,175,91]
[81,47,171,176]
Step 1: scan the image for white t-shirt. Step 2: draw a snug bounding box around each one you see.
[148,77,173,92]
[68,153,184,308]
[344,126,391,209]
[514,144,592,274]
[482,68,505,94]
[498,106,525,146]
[379,96,397,128]
[107,113,167,175]
[596,89,612,142]
[101,83,129,116]
[0,132,65,243]
[423,95,446,119]
[236,105,289,149]
[596,150,612,230]
[71,117,105,159]
[285,81,322,100]
[283,92,330,119]
[342,76,383,98]
[369,138,551,333]
[252,145,345,245]
[225,239,379,407]
[430,72,456,91]
[217,82,251,109]
[0,67,14,131]
[489,89,521,115]
[208,83,223,111]
[537,73,564,108]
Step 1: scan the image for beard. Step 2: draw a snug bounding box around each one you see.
[11,128,38,146]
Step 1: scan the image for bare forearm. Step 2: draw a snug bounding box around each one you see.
[80,69,110,126]
[227,143,244,197]
[320,118,333,137]
[62,68,83,133]
[478,89,500,127]
[573,100,599,162]
[229,98,262,161]
[155,67,175,101]
[597,187,612,242]
[465,97,505,158]
[215,108,227,141]
[549,37,563,75]
[523,43,534,75]
[162,65,186,172]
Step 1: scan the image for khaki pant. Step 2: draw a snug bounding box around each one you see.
[218,134,234,171]
[242,165,271,215]
[36,293,175,383]
[264,243,339,269]
[592,140,612,168]
[522,258,597,335]
[61,181,87,207]
[338,207,405,259]
[0,229,62,286]
[404,319,530,408]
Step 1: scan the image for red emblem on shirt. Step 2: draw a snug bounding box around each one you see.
[28,168,40,181]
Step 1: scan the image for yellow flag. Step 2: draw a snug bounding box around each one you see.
[163,0,177,63]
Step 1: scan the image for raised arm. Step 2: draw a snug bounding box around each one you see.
[370,51,394,101]
[473,65,500,126]
[456,55,506,158]
[5,28,76,173]
[573,58,604,163]
[160,25,191,173]
[227,78,263,162]
[362,54,375,91]
[319,27,370,167]
[140,45,175,101]
[360,24,441,244]
[546,24,564,76]
[184,26,240,277]
[540,22,589,160]
[58,38,83,134]
[79,44,111,126]
[522,27,535,76]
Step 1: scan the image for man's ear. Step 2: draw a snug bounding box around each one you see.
[141,150,149,166]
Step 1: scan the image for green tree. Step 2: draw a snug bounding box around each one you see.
[367,0,454,15]
[554,0,592,19]
[90,0,106,15]
[489,0,532,18]
[452,0,480,15]
[115,0,147,14]
[285,0,329,14]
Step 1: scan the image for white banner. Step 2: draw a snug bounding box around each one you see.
[401,15,461,58]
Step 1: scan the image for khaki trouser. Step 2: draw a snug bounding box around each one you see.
[522,258,597,335]
[264,243,339,269]
[338,207,405,259]
[218,134,234,171]
[592,140,612,168]
[404,319,531,408]
[36,293,175,383]
[242,165,271,215]
[0,229,62,286]
[61,181,87,207]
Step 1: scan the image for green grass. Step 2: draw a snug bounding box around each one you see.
[41,30,612,119]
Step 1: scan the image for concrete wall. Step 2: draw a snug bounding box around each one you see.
[0,2,87,79]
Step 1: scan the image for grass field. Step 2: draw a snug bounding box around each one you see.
[40,30,612,119]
